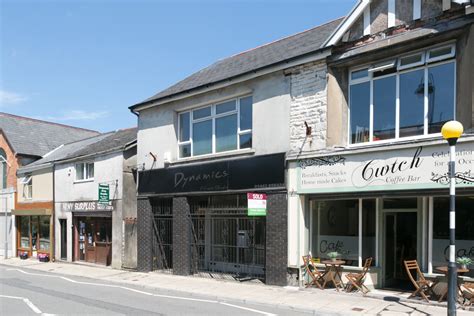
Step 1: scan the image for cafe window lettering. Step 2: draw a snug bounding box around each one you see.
[178,96,253,158]
[311,199,376,267]
[349,44,455,144]
[432,196,474,277]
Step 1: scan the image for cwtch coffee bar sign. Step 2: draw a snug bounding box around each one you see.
[297,141,474,194]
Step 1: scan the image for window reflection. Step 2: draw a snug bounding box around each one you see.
[399,69,425,138]
[373,76,396,141]
[216,114,237,152]
[428,63,455,134]
[350,82,370,144]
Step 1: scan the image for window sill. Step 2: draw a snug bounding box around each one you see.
[173,148,255,165]
[348,133,444,149]
[74,179,94,184]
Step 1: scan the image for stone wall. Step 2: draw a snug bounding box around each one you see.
[288,61,328,157]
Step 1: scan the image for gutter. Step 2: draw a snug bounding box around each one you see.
[129,48,332,113]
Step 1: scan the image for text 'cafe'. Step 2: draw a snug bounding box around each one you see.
[288,137,474,290]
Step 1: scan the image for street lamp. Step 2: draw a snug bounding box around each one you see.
[441,120,464,316]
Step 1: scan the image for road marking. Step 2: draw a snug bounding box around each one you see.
[0,294,43,314]
[5,268,276,315]
[220,302,277,316]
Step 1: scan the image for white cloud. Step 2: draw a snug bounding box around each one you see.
[0,90,28,106]
[37,110,109,121]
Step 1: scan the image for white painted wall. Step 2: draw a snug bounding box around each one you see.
[137,72,291,169]
[54,151,124,268]
[55,152,123,203]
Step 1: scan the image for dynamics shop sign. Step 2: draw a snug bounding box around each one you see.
[138,153,285,194]
[297,141,474,194]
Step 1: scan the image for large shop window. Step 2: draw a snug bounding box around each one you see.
[349,44,455,144]
[18,216,50,253]
[311,199,376,267]
[178,96,253,158]
[432,196,474,277]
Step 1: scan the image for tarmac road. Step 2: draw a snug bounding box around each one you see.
[0,265,309,316]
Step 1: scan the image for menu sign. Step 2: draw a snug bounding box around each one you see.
[297,141,474,194]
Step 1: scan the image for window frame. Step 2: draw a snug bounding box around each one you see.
[21,176,32,200]
[348,44,456,147]
[177,95,253,159]
[310,198,377,269]
[75,162,94,182]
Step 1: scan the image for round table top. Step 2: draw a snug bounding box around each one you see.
[435,266,470,274]
[321,259,346,265]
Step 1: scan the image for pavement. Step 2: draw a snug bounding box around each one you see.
[0,257,472,315]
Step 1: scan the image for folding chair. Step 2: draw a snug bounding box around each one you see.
[461,282,474,307]
[345,257,373,294]
[302,255,325,289]
[404,260,436,302]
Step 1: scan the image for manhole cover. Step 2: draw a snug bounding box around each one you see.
[352,307,365,312]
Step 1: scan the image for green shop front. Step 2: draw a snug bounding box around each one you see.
[291,137,474,290]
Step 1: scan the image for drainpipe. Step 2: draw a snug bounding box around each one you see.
[51,164,56,261]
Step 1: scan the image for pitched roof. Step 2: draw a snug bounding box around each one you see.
[131,17,344,109]
[0,112,100,157]
[20,128,137,172]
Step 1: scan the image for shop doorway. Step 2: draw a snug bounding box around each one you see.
[189,195,266,280]
[60,219,67,260]
[383,211,417,289]
[76,217,112,266]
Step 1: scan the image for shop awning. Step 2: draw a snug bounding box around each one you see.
[12,209,52,216]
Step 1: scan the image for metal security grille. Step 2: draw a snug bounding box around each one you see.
[151,198,173,271]
[189,195,265,280]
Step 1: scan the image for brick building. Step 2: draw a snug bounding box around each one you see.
[0,112,98,258]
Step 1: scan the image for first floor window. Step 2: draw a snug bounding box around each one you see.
[349,44,456,144]
[0,148,7,190]
[75,162,94,181]
[21,176,32,199]
[178,96,253,158]
[432,196,474,278]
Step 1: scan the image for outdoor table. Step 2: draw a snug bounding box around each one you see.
[321,260,346,291]
[435,266,470,302]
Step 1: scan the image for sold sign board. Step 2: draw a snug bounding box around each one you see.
[247,193,267,216]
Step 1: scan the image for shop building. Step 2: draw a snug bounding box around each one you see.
[0,112,98,258]
[287,0,474,290]
[23,128,137,268]
[129,18,343,285]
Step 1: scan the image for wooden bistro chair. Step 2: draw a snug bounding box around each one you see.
[461,282,474,307]
[302,255,325,289]
[404,260,436,303]
[346,257,373,294]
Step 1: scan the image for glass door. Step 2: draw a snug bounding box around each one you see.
[383,211,418,289]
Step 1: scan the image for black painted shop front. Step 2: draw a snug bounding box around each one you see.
[136,153,288,285]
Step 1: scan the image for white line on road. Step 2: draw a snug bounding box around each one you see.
[5,268,277,315]
[220,302,277,316]
[0,294,42,314]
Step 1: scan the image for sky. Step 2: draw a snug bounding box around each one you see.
[0,0,355,132]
